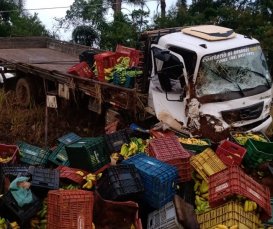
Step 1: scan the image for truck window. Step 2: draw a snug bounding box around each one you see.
[168,46,197,78]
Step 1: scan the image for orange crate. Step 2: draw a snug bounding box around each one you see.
[149,129,175,139]
[197,201,260,229]
[190,148,227,183]
[47,190,94,229]
[94,52,117,82]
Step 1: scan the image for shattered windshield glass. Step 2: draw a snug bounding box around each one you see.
[196,44,271,97]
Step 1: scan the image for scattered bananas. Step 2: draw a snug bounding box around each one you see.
[75,171,84,176]
[233,132,267,145]
[0,217,7,229]
[111,152,120,161]
[120,138,146,159]
[0,157,11,163]
[244,199,257,212]
[179,138,208,145]
[10,222,19,229]
[61,183,81,190]
[82,173,102,190]
[30,197,47,229]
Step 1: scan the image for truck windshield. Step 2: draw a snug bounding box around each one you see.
[196,44,271,98]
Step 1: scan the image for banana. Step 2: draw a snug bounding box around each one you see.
[0,218,5,225]
[195,195,201,206]
[40,209,47,218]
[244,200,249,212]
[200,180,209,194]
[253,201,257,210]
[196,173,203,180]
[194,181,200,191]
[31,219,40,224]
[230,226,238,229]
[201,193,209,198]
[216,225,228,229]
[76,171,84,176]
[248,201,253,212]
[96,173,102,179]
[40,219,47,224]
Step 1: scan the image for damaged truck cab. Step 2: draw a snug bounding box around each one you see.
[146,25,272,142]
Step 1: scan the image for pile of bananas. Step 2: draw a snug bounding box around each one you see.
[120,138,146,159]
[0,157,11,163]
[192,170,212,214]
[214,225,238,229]
[0,217,8,229]
[233,132,268,145]
[30,198,47,229]
[110,153,120,161]
[244,199,258,212]
[179,138,208,145]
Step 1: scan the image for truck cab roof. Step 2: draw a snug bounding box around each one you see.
[158,26,260,56]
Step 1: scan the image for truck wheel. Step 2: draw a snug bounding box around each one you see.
[16,78,37,107]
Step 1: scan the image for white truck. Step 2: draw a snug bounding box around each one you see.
[0,25,271,142]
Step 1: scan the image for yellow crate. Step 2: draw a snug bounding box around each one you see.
[190,148,227,182]
[197,201,260,229]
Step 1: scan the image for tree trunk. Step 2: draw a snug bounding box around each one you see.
[161,0,166,18]
[112,0,122,15]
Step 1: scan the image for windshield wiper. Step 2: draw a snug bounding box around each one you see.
[210,68,245,96]
[240,68,271,88]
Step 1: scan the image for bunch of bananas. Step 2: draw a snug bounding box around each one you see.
[61,183,81,190]
[0,157,11,163]
[10,222,20,229]
[120,138,145,159]
[244,199,258,212]
[30,198,47,229]
[82,173,102,190]
[0,217,7,229]
[213,225,238,229]
[179,138,208,145]
[192,170,211,214]
[233,132,267,145]
[110,153,120,161]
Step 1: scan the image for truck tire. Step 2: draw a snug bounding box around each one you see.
[16,77,37,107]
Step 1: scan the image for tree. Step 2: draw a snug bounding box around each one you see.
[72,25,99,46]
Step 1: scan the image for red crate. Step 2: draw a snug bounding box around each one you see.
[149,136,191,182]
[216,140,247,166]
[47,190,94,229]
[149,129,175,139]
[67,61,93,79]
[209,166,271,220]
[94,52,117,82]
[0,144,19,164]
[116,45,142,68]
[56,165,90,185]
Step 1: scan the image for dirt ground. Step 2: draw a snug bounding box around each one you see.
[0,88,107,148]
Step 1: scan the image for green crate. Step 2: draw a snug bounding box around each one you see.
[181,139,211,154]
[48,143,70,167]
[17,141,52,167]
[243,138,273,168]
[65,137,111,172]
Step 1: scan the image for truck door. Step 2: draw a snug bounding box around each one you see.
[148,44,189,132]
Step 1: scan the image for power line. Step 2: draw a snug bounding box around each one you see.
[0,0,157,13]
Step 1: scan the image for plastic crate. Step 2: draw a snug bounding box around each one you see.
[122,153,178,209]
[0,163,30,194]
[115,45,141,68]
[125,74,136,88]
[149,136,191,182]
[126,129,150,140]
[190,148,227,183]
[130,123,147,132]
[47,190,94,229]
[209,166,271,221]
[243,138,273,168]
[230,131,270,146]
[67,61,94,79]
[216,140,247,166]
[197,201,260,229]
[147,201,183,229]
[0,191,43,226]
[28,167,60,194]
[57,132,81,145]
[105,121,119,134]
[17,141,52,167]
[48,143,70,166]
[113,72,126,87]
[180,139,211,155]
[56,165,90,185]
[149,129,175,139]
[97,164,144,201]
[94,52,117,82]
[65,137,111,172]
[103,130,131,153]
[0,144,20,164]
[176,180,195,206]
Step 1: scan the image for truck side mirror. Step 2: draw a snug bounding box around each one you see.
[154,49,172,62]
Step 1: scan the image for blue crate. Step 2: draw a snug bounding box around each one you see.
[122,153,178,209]
[57,133,81,145]
[129,123,147,132]
[125,75,136,88]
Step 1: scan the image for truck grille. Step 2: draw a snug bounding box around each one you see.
[221,101,264,123]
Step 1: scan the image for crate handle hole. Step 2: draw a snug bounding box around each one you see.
[230,145,239,151]
[149,219,154,227]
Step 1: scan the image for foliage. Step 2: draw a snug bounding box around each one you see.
[72,25,99,46]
